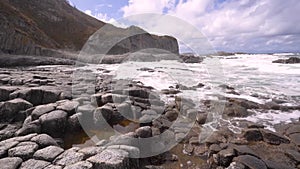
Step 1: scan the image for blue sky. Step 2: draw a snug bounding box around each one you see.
[69,0,300,53]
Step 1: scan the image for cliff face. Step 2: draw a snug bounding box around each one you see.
[0,0,179,56]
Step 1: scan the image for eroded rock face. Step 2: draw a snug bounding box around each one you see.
[0,98,33,122]
[0,0,179,57]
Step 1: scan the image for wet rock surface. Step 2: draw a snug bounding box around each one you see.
[0,64,299,169]
[272,57,300,64]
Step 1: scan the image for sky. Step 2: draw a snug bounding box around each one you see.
[69,0,300,53]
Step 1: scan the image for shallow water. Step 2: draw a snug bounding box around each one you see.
[76,53,300,131]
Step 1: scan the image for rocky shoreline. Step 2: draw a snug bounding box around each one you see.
[0,64,299,169]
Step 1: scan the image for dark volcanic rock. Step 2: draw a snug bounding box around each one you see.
[39,110,68,137]
[0,98,33,122]
[217,148,236,166]
[264,160,296,169]
[179,54,203,63]
[15,120,41,136]
[260,129,290,145]
[9,88,61,106]
[242,129,263,142]
[233,155,267,169]
[223,103,249,117]
[135,126,152,138]
[0,55,75,67]
[272,57,300,64]
[56,100,79,116]
[31,104,56,120]
[0,86,19,101]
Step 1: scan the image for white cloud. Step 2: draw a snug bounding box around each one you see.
[120,0,300,53]
[122,0,176,17]
[84,10,93,16]
[85,10,116,24]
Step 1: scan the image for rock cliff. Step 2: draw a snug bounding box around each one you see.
[0,0,179,56]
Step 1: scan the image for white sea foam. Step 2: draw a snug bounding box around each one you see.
[235,110,300,131]
[73,53,299,130]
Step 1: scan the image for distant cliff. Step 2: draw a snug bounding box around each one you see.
[0,0,179,56]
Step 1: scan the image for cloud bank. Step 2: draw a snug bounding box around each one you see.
[120,0,300,53]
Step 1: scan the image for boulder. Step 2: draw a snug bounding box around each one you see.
[87,149,136,169]
[231,145,259,158]
[15,120,41,136]
[31,134,58,148]
[19,159,51,169]
[135,126,152,138]
[56,100,79,116]
[53,150,85,166]
[217,148,236,166]
[284,149,300,163]
[78,146,104,159]
[152,116,172,131]
[0,140,19,158]
[39,110,68,137]
[44,165,63,169]
[64,161,93,169]
[0,124,20,141]
[31,104,56,120]
[223,103,249,117]
[125,88,152,99]
[0,87,19,102]
[227,162,246,169]
[196,113,208,124]
[0,98,33,122]
[92,93,128,106]
[264,160,295,169]
[260,129,290,145]
[8,142,39,160]
[0,157,23,169]
[33,146,64,162]
[165,110,179,121]
[233,155,267,169]
[9,88,61,106]
[94,105,116,125]
[209,144,222,154]
[66,113,83,131]
[289,133,300,146]
[242,129,263,142]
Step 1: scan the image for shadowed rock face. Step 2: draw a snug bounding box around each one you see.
[0,0,179,56]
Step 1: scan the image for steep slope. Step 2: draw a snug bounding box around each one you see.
[0,0,179,56]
